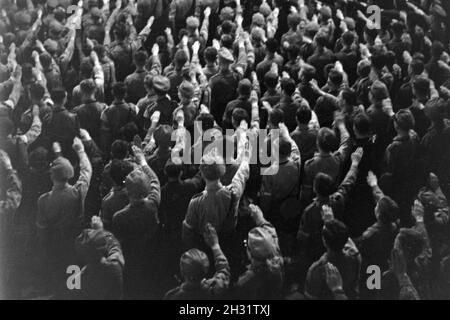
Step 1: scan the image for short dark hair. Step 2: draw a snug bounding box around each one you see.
[371,52,387,70]
[80,79,96,95]
[280,78,296,96]
[328,69,343,86]
[278,136,292,157]
[269,108,284,126]
[314,172,335,197]
[431,41,444,58]
[264,72,278,89]
[111,139,130,159]
[29,82,46,101]
[341,88,357,106]
[353,112,371,136]
[323,219,349,252]
[410,59,424,75]
[112,82,127,99]
[394,109,415,131]
[315,33,328,47]
[317,127,337,153]
[413,76,430,98]
[164,159,183,178]
[134,50,148,67]
[196,113,215,131]
[231,108,249,125]
[110,159,134,186]
[50,88,67,104]
[296,104,312,125]
[377,196,398,224]
[204,47,217,62]
[342,31,355,46]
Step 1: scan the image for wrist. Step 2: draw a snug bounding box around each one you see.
[211,244,220,251]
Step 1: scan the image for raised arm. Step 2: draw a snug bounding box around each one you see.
[132,145,161,206]
[0,150,22,215]
[73,136,93,200]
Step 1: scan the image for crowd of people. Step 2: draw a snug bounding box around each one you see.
[1,0,450,300]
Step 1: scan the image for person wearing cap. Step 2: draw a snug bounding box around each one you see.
[72,216,124,299]
[172,80,199,133]
[165,223,230,299]
[100,82,137,154]
[36,137,92,295]
[305,218,361,300]
[208,47,241,127]
[234,204,284,299]
[112,145,160,299]
[0,150,22,299]
[144,75,178,126]
[352,59,372,107]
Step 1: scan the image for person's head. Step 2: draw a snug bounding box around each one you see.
[265,38,278,55]
[194,111,213,129]
[152,75,171,96]
[375,196,398,224]
[322,219,349,253]
[29,146,49,171]
[287,44,300,62]
[408,58,424,77]
[109,159,134,187]
[278,136,292,159]
[313,172,335,197]
[353,112,372,138]
[264,71,279,90]
[288,12,301,30]
[39,52,53,71]
[178,80,195,103]
[237,79,252,99]
[80,79,97,100]
[174,49,188,69]
[94,43,106,59]
[393,109,415,133]
[125,168,152,201]
[220,34,234,50]
[113,23,129,40]
[280,78,296,97]
[204,47,218,64]
[50,88,67,106]
[413,76,430,102]
[369,80,389,104]
[317,127,337,153]
[199,154,226,182]
[220,20,235,35]
[391,21,405,38]
[267,108,284,129]
[327,69,343,88]
[180,249,209,283]
[338,87,357,111]
[431,41,444,59]
[371,52,387,71]
[118,122,139,142]
[299,64,316,82]
[220,6,235,22]
[296,104,312,126]
[247,226,277,262]
[357,59,371,77]
[50,157,74,184]
[231,108,249,129]
[251,12,265,28]
[385,51,396,69]
[111,139,130,160]
[395,228,425,263]
[186,16,200,33]
[164,159,183,181]
[112,82,127,100]
[133,50,148,69]
[80,58,94,79]
[425,98,446,125]
[29,82,46,104]
[342,31,355,47]
[314,32,328,49]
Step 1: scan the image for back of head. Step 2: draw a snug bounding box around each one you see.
[134,50,148,67]
[313,172,335,197]
[112,82,127,100]
[111,139,130,159]
[396,228,425,261]
[394,109,415,131]
[164,159,183,179]
[323,219,349,252]
[353,112,372,136]
[266,38,278,54]
[280,78,296,96]
[50,156,74,183]
[268,108,284,127]
[110,159,134,187]
[50,88,67,105]
[431,41,444,58]
[296,104,312,125]
[80,78,97,96]
[413,76,430,99]
[204,47,218,63]
[200,154,226,181]
[126,168,151,199]
[317,127,337,153]
[264,71,279,89]
[180,249,209,282]
[238,79,252,97]
[377,196,398,224]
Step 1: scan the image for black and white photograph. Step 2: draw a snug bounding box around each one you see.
[0,0,450,304]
